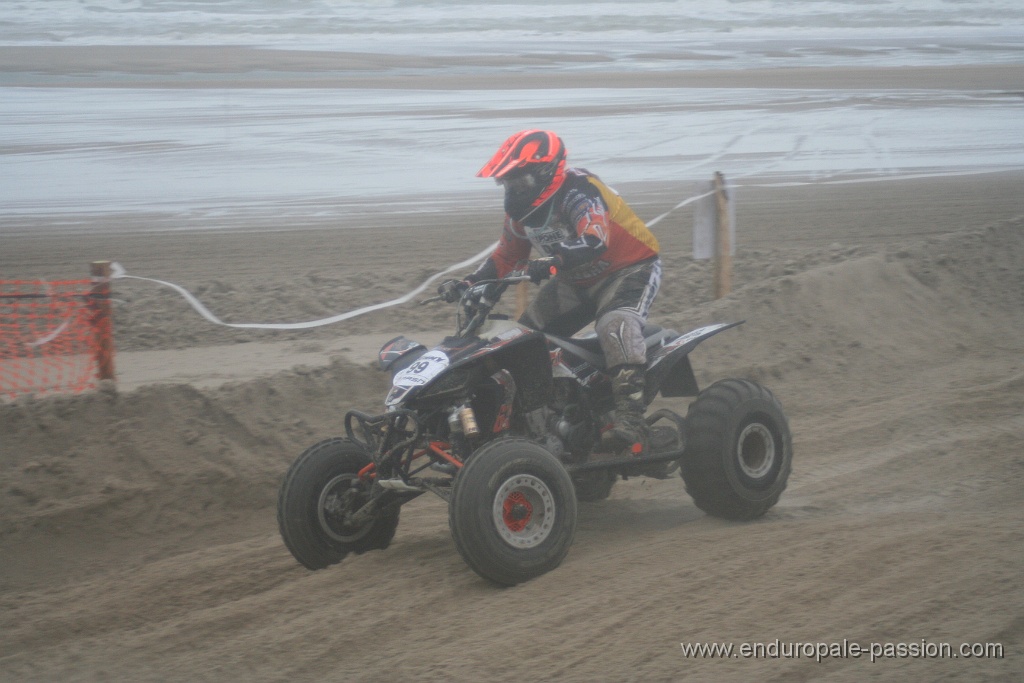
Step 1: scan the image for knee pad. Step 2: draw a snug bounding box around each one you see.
[595,309,647,368]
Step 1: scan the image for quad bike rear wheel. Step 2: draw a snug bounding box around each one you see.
[681,379,792,520]
[449,438,578,585]
[278,438,399,570]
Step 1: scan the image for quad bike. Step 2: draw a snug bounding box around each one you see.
[278,273,792,585]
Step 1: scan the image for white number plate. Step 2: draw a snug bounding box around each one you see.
[391,351,450,389]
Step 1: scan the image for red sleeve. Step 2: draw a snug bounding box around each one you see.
[488,216,532,277]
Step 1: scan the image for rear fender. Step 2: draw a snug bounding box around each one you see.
[644,322,744,401]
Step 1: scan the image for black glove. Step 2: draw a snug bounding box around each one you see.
[527,256,562,284]
[437,278,470,303]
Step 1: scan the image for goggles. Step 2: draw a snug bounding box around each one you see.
[498,172,537,194]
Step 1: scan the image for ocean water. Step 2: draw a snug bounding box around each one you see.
[4,0,1023,68]
[1,1,1023,228]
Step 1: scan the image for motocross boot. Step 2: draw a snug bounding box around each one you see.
[601,364,651,454]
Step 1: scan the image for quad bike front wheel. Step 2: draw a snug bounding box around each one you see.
[681,379,792,520]
[449,438,578,585]
[277,437,399,570]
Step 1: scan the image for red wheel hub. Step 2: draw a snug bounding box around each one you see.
[502,491,533,532]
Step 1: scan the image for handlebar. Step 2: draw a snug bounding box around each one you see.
[494,275,533,285]
[418,272,535,337]
[419,273,532,306]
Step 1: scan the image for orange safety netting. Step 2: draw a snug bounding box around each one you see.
[0,279,111,400]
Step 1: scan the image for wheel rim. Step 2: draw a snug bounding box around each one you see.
[317,473,374,543]
[492,474,556,549]
[736,422,776,480]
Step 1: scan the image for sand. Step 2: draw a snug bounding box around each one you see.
[4,46,1024,90]
[1,49,1023,682]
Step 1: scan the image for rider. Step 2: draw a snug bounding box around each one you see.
[438,130,662,452]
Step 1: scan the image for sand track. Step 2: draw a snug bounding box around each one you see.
[1,209,1021,681]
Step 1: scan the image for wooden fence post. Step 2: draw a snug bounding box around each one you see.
[713,171,732,299]
[90,261,116,382]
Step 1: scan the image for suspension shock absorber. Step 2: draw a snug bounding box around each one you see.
[448,403,480,438]
[459,405,480,437]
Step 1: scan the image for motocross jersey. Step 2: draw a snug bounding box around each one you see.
[474,169,659,288]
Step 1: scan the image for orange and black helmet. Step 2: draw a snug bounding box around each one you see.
[477,130,567,222]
